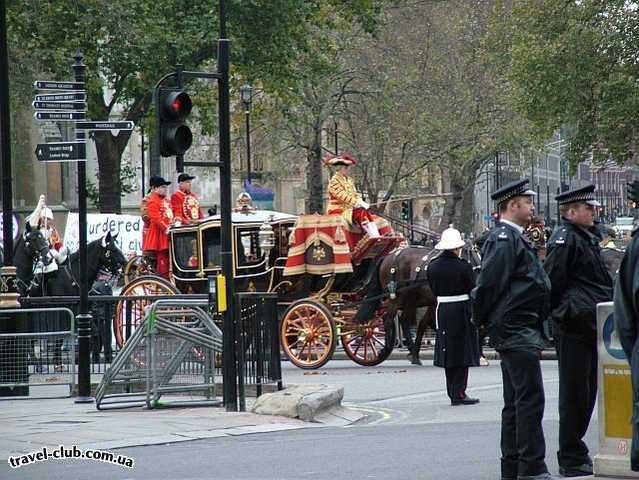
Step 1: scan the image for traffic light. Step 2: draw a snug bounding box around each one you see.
[158,89,193,157]
[401,200,411,221]
[627,181,639,209]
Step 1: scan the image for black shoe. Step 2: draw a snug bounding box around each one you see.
[558,464,593,477]
[451,396,480,406]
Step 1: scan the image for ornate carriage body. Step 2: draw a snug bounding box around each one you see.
[116,206,403,369]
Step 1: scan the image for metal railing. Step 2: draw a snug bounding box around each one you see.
[234,292,282,411]
[0,307,75,398]
[95,298,224,410]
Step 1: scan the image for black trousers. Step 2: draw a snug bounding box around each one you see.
[555,334,597,469]
[445,367,468,400]
[500,349,548,478]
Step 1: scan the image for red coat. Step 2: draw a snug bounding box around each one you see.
[142,192,173,252]
[170,190,203,223]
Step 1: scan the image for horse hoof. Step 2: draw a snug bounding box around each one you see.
[407,353,422,366]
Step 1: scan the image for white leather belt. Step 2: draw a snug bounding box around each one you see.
[437,294,470,303]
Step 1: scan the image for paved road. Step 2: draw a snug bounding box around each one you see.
[4,359,597,480]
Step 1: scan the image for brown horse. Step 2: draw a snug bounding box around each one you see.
[355,242,482,365]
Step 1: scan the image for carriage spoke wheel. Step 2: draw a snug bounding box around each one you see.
[113,275,178,349]
[123,255,155,285]
[280,300,336,369]
[340,312,395,366]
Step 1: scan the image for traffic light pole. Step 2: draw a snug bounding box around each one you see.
[149,1,236,410]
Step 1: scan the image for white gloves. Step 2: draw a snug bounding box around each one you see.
[357,200,370,210]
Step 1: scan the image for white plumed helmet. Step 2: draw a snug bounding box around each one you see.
[435,227,465,250]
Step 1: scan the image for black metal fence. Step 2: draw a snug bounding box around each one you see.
[16,291,282,409]
[233,292,283,411]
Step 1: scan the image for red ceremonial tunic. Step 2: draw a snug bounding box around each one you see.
[142,192,173,252]
[170,190,204,223]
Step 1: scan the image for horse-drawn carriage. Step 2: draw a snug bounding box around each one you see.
[115,202,408,369]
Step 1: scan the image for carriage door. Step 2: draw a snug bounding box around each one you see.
[235,227,268,291]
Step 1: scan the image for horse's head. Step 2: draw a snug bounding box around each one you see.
[461,240,482,275]
[23,222,52,266]
[99,232,127,276]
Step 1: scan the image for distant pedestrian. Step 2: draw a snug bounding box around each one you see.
[472,179,554,480]
[614,224,639,472]
[427,226,480,405]
[544,185,612,478]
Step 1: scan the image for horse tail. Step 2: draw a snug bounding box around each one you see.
[354,258,384,324]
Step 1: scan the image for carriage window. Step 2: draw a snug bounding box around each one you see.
[279,223,295,257]
[236,229,262,268]
[173,233,199,271]
[203,228,221,269]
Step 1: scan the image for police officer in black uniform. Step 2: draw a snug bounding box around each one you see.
[427,226,480,405]
[472,179,553,480]
[544,185,612,477]
[614,222,639,472]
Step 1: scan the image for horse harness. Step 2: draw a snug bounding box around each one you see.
[387,246,439,300]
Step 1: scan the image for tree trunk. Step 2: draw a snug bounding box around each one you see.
[306,126,324,213]
[94,132,124,213]
[440,166,477,233]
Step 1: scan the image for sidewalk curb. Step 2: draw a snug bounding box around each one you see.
[323,348,557,362]
[251,384,344,422]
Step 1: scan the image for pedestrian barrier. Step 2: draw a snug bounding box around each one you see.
[595,301,639,478]
[0,308,75,398]
[95,298,223,410]
[234,293,283,411]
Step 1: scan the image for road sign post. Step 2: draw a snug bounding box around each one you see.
[35,142,86,162]
[32,101,86,111]
[34,80,84,90]
[34,111,86,121]
[34,92,86,102]
[71,53,92,404]
[75,121,133,131]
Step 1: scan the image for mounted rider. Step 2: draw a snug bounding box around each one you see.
[26,194,67,272]
[325,153,380,239]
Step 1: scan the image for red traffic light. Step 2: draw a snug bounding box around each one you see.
[161,91,192,120]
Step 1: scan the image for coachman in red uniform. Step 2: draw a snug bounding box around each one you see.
[170,173,204,224]
[141,176,176,278]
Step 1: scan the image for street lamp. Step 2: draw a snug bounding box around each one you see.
[240,83,253,184]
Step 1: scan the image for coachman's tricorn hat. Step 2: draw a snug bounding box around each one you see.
[491,179,536,205]
[555,184,600,206]
[323,153,357,167]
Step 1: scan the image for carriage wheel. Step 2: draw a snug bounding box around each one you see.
[340,311,396,367]
[123,255,155,285]
[113,275,178,348]
[280,299,336,369]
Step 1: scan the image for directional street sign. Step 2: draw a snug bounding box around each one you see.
[35,142,86,162]
[75,121,134,131]
[34,92,86,102]
[32,101,86,111]
[34,80,85,91]
[34,111,86,121]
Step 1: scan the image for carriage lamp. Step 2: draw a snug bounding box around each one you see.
[259,217,276,265]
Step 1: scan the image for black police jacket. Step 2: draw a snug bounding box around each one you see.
[472,222,551,352]
[614,227,639,471]
[544,219,612,341]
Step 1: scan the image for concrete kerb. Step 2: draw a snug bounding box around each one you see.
[251,384,349,423]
